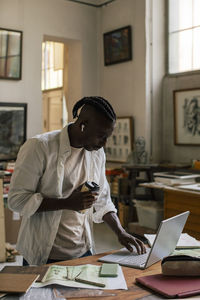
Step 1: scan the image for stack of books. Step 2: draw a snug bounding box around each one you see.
[153,171,200,186]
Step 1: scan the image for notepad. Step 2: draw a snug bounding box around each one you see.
[99,263,119,277]
[0,273,39,293]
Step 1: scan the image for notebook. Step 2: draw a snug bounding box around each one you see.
[136,274,200,298]
[0,273,39,293]
[98,211,189,269]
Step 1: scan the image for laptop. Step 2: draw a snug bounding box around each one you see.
[98,211,190,269]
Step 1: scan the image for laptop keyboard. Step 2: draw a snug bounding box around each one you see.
[120,251,150,265]
[99,248,151,267]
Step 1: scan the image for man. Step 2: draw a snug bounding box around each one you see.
[8,96,145,265]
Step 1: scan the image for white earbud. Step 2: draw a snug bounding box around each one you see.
[81,124,85,132]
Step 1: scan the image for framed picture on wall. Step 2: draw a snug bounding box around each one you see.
[0,28,23,80]
[105,116,134,162]
[0,102,27,160]
[174,88,200,145]
[103,25,132,66]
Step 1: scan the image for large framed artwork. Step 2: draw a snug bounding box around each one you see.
[103,25,132,66]
[105,116,134,162]
[174,88,200,145]
[0,102,27,160]
[0,28,23,80]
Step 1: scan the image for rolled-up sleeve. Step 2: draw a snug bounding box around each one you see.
[8,139,45,218]
[92,151,117,223]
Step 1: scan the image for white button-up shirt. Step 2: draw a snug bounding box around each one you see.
[8,124,117,265]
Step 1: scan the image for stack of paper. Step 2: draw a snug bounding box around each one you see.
[153,172,200,186]
[144,233,200,249]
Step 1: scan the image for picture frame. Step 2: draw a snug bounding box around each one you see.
[105,116,133,162]
[0,102,27,161]
[173,88,200,145]
[0,28,23,80]
[103,25,132,66]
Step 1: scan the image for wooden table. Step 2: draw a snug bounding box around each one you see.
[53,251,162,300]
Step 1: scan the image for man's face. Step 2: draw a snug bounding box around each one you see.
[82,117,115,151]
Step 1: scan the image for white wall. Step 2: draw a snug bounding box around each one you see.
[98,0,166,164]
[99,0,146,141]
[1,0,176,165]
[163,73,200,164]
[0,0,98,138]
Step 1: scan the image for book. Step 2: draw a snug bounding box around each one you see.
[33,264,127,290]
[153,171,200,179]
[154,176,197,186]
[1,265,49,282]
[144,233,200,249]
[0,273,39,293]
[136,274,200,298]
[41,264,106,288]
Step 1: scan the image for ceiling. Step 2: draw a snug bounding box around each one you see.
[66,0,117,7]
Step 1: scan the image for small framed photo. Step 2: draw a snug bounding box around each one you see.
[103,25,132,66]
[0,28,23,80]
[174,88,200,145]
[0,102,27,160]
[105,116,134,162]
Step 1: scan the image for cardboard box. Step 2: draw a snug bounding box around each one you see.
[133,200,163,230]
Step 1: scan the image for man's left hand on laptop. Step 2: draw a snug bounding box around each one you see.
[118,231,146,255]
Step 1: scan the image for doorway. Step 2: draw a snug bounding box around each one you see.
[41,41,68,132]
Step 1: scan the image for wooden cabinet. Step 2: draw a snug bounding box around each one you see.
[164,188,200,239]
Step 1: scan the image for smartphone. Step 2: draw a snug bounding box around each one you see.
[81,181,100,192]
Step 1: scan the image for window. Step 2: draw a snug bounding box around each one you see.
[41,41,64,90]
[168,0,200,74]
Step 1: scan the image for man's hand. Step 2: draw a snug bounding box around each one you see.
[117,230,146,255]
[36,188,98,213]
[66,189,98,211]
[103,211,146,255]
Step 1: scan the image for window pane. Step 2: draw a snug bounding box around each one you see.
[179,29,192,72]
[0,32,8,57]
[0,58,6,76]
[193,27,200,70]
[193,0,200,26]
[42,41,63,90]
[42,43,45,70]
[169,29,192,73]
[7,32,21,56]
[169,0,192,32]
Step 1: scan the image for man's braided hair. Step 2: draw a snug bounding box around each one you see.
[72,96,116,122]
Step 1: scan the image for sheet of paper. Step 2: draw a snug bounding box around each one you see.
[177,184,200,192]
[144,233,200,248]
[33,264,127,290]
[172,248,200,257]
